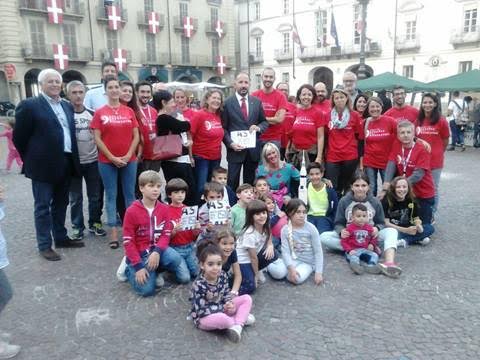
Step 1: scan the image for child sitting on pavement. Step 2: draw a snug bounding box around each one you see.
[340,203,381,275]
[166,178,201,282]
[211,167,236,207]
[198,181,231,243]
[231,184,255,236]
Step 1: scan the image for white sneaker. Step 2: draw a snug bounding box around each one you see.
[226,325,242,343]
[349,261,364,275]
[0,340,21,359]
[155,273,165,288]
[116,256,127,282]
[397,239,408,248]
[418,237,431,246]
[257,271,267,284]
[244,314,255,326]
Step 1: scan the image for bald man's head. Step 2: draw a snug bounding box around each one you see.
[314,82,328,103]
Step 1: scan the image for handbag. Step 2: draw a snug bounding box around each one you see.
[151,133,183,160]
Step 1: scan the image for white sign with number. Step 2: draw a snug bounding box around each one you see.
[180,206,198,230]
[231,130,256,149]
[208,200,231,225]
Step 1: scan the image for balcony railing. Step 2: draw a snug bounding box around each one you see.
[173,16,199,33]
[396,34,421,52]
[204,20,228,36]
[21,43,91,62]
[101,49,133,63]
[97,5,128,23]
[19,0,86,19]
[170,53,212,67]
[137,11,165,30]
[140,52,169,65]
[299,41,381,62]
[274,49,292,62]
[450,26,480,47]
[248,52,264,64]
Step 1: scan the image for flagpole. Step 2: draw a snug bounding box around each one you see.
[292,0,296,79]
[393,0,398,74]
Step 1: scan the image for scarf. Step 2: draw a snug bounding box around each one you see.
[330,108,350,129]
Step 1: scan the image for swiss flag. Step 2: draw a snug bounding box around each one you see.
[47,0,64,24]
[183,16,194,38]
[215,20,224,38]
[53,44,69,70]
[107,5,122,31]
[113,48,127,72]
[217,55,226,75]
[148,12,160,34]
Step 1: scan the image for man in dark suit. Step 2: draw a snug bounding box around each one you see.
[222,72,269,190]
[14,69,83,261]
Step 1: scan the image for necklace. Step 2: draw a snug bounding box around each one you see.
[108,104,120,115]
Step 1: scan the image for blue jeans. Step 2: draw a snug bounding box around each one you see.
[159,247,191,284]
[346,248,379,266]
[431,168,442,213]
[417,197,434,224]
[398,223,435,245]
[0,269,13,314]
[125,254,158,297]
[449,120,465,146]
[98,161,137,227]
[365,167,385,197]
[69,161,102,231]
[171,243,198,280]
[307,215,334,235]
[32,177,71,251]
[193,156,220,204]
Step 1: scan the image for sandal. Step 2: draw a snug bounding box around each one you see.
[378,262,402,278]
[109,240,120,249]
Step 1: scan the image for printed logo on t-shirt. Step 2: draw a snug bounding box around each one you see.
[294,116,315,126]
[416,126,438,136]
[100,114,132,125]
[366,128,389,139]
[354,230,369,244]
[204,120,222,131]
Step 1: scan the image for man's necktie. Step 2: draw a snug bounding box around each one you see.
[241,97,248,121]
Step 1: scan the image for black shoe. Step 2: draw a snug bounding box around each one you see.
[56,237,85,248]
[446,145,455,151]
[39,248,61,261]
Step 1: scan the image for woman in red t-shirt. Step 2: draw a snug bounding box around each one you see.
[415,93,450,214]
[91,77,140,249]
[353,94,369,117]
[286,84,325,168]
[324,88,364,197]
[190,89,225,204]
[362,97,397,196]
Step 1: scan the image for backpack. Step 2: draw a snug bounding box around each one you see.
[453,100,469,125]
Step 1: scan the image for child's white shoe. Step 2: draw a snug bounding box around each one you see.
[226,325,242,343]
[155,273,165,288]
[0,340,21,359]
[116,256,127,282]
[418,237,431,246]
[244,314,256,326]
[396,239,408,248]
[257,270,267,284]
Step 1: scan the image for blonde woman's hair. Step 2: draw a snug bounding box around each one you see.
[261,142,284,169]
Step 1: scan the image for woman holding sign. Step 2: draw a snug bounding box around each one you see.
[285,84,325,169]
[190,90,225,204]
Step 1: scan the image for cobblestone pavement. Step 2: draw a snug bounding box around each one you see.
[0,144,479,360]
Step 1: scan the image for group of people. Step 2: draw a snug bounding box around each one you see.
[0,63,448,349]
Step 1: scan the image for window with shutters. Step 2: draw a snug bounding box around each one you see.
[63,23,78,58]
[29,19,46,56]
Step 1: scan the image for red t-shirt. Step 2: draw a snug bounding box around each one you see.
[325,110,364,162]
[363,115,397,169]
[168,205,198,247]
[252,89,288,142]
[289,106,325,150]
[314,100,331,114]
[281,102,297,148]
[190,109,224,160]
[181,108,197,122]
[384,106,419,124]
[137,105,158,160]
[388,142,435,198]
[414,116,449,169]
[90,104,139,163]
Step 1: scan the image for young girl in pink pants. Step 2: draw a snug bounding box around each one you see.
[0,119,22,172]
[190,242,255,343]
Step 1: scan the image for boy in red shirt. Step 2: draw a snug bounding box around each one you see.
[166,178,201,281]
[341,204,381,275]
[382,121,436,225]
[123,171,189,297]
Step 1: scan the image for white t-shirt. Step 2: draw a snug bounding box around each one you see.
[236,226,267,264]
[448,99,464,121]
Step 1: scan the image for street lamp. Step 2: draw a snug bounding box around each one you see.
[357,0,369,80]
